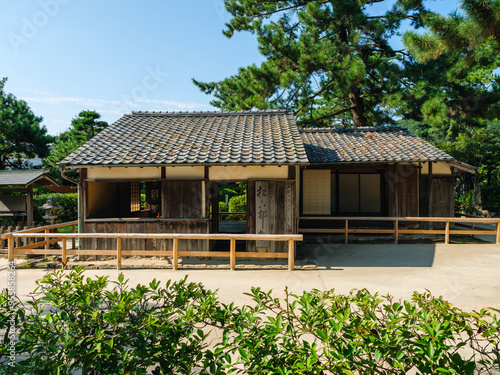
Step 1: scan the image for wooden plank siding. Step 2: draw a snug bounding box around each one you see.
[82,220,209,252]
[162,180,206,218]
[387,165,419,217]
[420,175,455,220]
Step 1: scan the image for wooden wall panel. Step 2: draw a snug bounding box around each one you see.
[397,165,418,217]
[162,180,205,218]
[420,176,455,217]
[387,165,418,217]
[82,220,209,253]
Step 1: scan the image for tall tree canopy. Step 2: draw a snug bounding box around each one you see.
[400,0,499,146]
[43,110,108,182]
[400,0,500,212]
[194,0,430,127]
[0,78,52,170]
[404,0,500,62]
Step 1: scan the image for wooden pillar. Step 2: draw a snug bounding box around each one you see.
[288,240,295,271]
[45,229,50,250]
[345,219,349,244]
[210,183,219,233]
[394,219,399,244]
[230,238,236,270]
[117,237,122,270]
[62,238,67,269]
[78,168,87,252]
[428,162,433,229]
[27,184,34,227]
[8,236,14,263]
[173,237,179,270]
[393,164,398,217]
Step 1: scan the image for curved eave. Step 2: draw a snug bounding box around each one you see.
[59,162,310,170]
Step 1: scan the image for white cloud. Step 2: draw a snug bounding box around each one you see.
[21,95,213,111]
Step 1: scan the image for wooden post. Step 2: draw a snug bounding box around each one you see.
[62,238,67,269]
[72,224,76,249]
[8,236,14,263]
[393,164,398,217]
[27,184,34,227]
[45,229,50,250]
[288,239,295,271]
[230,238,236,270]
[117,237,122,270]
[445,221,450,244]
[496,222,500,245]
[15,226,21,248]
[345,219,349,244]
[173,237,179,270]
[23,226,29,247]
[394,219,399,244]
[428,162,433,230]
[210,183,219,234]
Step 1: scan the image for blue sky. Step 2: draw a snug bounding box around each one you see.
[1,0,460,136]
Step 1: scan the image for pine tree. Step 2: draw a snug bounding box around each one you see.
[0,78,52,170]
[193,0,431,127]
[404,0,500,62]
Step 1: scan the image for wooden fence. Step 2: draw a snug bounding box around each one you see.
[299,216,500,244]
[1,221,302,271]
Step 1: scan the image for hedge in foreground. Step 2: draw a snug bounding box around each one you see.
[1,269,499,374]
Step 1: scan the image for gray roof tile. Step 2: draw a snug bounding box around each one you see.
[301,127,454,163]
[0,169,59,187]
[60,111,309,167]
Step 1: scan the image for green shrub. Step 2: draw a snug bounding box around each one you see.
[218,201,229,213]
[456,189,474,214]
[33,193,77,223]
[219,187,238,202]
[0,269,224,374]
[1,271,499,374]
[228,194,246,221]
[220,288,500,374]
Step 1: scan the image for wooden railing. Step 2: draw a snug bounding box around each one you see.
[1,223,302,271]
[1,220,78,253]
[299,216,500,245]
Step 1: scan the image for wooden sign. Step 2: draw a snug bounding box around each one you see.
[255,181,269,249]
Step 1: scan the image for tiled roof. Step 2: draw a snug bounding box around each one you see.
[0,169,59,186]
[60,110,309,167]
[300,127,454,163]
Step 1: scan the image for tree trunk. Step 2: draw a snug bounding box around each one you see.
[349,89,367,127]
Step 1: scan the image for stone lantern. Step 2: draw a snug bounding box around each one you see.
[39,196,60,224]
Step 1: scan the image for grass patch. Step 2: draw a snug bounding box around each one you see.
[58,224,78,233]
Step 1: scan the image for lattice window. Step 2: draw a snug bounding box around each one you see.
[130,182,141,212]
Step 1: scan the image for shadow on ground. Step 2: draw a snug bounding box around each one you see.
[297,242,436,268]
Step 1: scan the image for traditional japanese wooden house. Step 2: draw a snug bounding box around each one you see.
[58,110,474,252]
[59,110,308,253]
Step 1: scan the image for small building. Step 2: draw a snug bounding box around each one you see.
[0,169,60,226]
[58,110,473,252]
